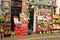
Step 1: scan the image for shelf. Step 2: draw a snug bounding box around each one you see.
[53,22,60,24]
[53,18,60,19]
[51,29,60,30]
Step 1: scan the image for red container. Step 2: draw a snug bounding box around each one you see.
[22,26,28,30]
[22,33,28,36]
[14,27,23,31]
[15,31,21,34]
[22,30,28,33]
[16,33,22,36]
[4,31,11,34]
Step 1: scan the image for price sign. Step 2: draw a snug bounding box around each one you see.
[0,0,1,5]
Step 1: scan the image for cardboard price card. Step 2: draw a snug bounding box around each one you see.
[14,17,19,24]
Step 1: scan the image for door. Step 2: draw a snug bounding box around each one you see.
[28,8,34,31]
[11,7,21,31]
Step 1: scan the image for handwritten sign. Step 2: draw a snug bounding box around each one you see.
[0,0,1,5]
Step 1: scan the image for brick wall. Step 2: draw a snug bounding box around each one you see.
[22,0,26,13]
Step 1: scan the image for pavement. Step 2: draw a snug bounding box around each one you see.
[4,33,60,40]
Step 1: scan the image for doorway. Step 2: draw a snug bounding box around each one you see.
[11,7,21,31]
[28,8,34,31]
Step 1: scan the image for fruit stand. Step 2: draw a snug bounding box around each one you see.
[14,13,28,37]
[36,7,60,33]
[20,13,28,36]
[50,14,60,33]
[4,13,11,37]
[1,1,11,37]
[36,5,53,33]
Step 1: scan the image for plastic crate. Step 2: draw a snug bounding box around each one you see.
[16,33,22,36]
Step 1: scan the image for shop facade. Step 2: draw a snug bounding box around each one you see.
[33,0,60,33]
[26,0,60,33]
[0,0,60,37]
[0,0,28,37]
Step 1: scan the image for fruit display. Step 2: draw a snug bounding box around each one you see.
[2,2,10,15]
[53,24,60,29]
[53,19,59,23]
[3,9,9,15]
[4,3,9,9]
[38,20,50,29]
[11,31,16,37]
[52,13,60,30]
[14,13,28,36]
[53,14,59,19]
[0,16,5,23]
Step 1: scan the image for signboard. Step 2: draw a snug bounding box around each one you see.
[34,0,52,5]
[39,0,52,5]
[11,1,22,7]
[0,0,1,5]
[13,16,19,24]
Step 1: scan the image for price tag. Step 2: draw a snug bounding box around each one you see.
[14,17,18,24]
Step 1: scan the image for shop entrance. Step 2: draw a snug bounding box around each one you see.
[28,8,34,31]
[11,7,21,31]
[11,7,21,20]
[11,0,22,31]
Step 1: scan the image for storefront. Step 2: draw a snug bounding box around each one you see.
[32,0,60,33]
[11,0,22,31]
[0,0,28,37]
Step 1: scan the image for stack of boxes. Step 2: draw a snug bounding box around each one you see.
[14,24,23,36]
[21,20,28,36]
[14,22,28,36]
[14,13,28,36]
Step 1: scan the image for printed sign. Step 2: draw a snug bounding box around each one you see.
[13,17,19,24]
[0,0,1,5]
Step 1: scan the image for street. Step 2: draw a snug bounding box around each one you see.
[4,33,60,40]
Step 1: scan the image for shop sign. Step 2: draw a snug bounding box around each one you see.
[37,0,52,5]
[0,0,1,5]
[13,17,19,24]
[11,1,22,7]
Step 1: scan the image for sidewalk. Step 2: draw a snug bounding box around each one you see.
[4,33,60,40]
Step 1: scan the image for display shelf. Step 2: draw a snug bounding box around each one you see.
[2,1,10,15]
[52,19,60,30]
[50,28,60,31]
[53,22,60,24]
